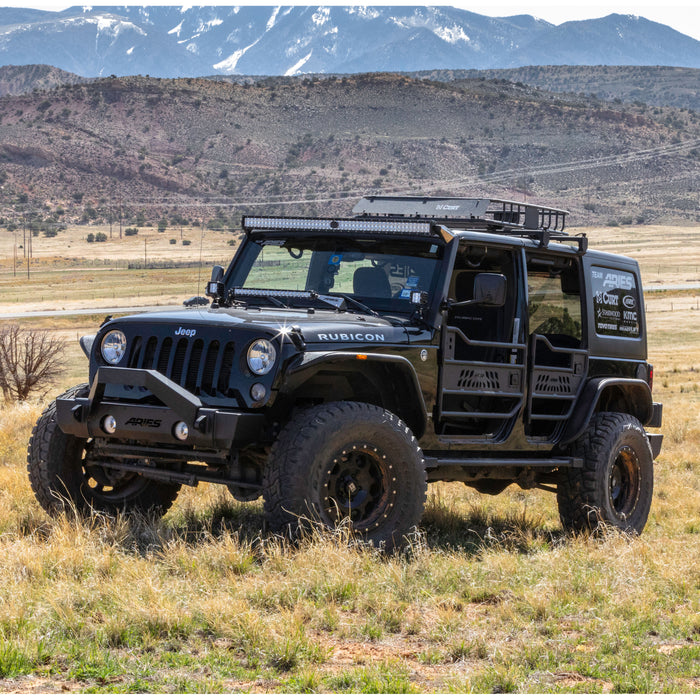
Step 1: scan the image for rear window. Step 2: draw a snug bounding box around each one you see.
[590,266,641,338]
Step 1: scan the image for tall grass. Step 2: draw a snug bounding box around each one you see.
[0,390,697,691]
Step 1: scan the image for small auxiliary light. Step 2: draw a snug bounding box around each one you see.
[102,415,117,434]
[250,383,267,402]
[173,421,189,441]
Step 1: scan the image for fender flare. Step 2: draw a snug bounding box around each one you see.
[560,377,652,447]
[275,351,429,438]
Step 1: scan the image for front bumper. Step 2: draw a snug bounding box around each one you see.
[56,366,266,449]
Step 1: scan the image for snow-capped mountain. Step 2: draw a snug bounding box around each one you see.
[1,6,699,78]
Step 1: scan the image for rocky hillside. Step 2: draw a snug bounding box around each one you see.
[0,73,698,230]
[412,66,700,111]
[0,64,87,97]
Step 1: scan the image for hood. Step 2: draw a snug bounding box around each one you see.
[111,306,410,345]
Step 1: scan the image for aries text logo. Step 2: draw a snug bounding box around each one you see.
[175,327,197,337]
[125,417,162,428]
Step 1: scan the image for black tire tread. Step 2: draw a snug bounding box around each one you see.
[27,384,180,516]
[263,401,427,549]
[557,411,653,534]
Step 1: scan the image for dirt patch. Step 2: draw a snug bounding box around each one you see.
[0,677,85,694]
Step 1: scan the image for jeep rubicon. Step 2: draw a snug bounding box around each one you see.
[28,196,663,548]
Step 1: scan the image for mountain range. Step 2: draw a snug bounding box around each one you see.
[2,6,700,78]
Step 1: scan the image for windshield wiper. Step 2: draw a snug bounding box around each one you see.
[262,295,289,309]
[308,291,379,317]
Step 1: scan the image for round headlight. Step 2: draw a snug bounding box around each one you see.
[247,338,277,375]
[101,330,127,365]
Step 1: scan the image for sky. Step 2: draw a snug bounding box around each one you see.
[3,0,700,41]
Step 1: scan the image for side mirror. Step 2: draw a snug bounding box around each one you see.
[206,265,225,300]
[473,273,507,307]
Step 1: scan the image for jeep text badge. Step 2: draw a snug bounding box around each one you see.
[175,327,196,337]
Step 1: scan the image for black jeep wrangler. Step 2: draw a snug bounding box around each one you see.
[28,196,663,548]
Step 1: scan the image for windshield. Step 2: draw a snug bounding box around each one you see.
[227,235,445,315]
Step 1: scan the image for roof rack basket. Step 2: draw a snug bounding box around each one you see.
[353,196,568,233]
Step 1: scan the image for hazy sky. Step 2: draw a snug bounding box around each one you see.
[5,1,700,41]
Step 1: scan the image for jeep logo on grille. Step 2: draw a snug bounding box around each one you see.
[175,327,196,337]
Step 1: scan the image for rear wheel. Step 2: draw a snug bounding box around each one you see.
[263,401,427,551]
[27,384,180,517]
[557,412,653,534]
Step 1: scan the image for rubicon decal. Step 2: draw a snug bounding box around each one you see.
[316,332,386,342]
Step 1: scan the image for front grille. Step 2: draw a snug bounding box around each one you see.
[127,334,237,398]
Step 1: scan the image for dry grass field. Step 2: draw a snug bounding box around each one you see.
[0,224,697,692]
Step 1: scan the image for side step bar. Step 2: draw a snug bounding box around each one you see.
[424,454,583,485]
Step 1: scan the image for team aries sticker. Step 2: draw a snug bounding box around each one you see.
[591,266,640,338]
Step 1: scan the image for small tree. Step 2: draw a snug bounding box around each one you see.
[0,325,65,402]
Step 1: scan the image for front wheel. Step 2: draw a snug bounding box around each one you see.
[27,385,181,517]
[557,412,654,535]
[263,402,427,551]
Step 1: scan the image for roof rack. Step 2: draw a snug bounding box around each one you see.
[353,196,568,233]
[241,197,586,253]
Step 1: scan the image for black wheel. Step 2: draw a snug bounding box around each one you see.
[27,384,181,517]
[263,402,427,551]
[557,412,654,535]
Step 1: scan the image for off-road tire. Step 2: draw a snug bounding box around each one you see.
[557,412,653,535]
[27,384,181,517]
[263,401,427,551]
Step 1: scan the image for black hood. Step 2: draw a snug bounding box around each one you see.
[110,306,410,345]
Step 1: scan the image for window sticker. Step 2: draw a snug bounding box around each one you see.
[328,253,343,265]
[399,288,412,299]
[591,266,640,338]
[406,275,420,288]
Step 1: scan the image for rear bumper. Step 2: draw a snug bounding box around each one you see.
[648,403,663,428]
[647,433,663,460]
[56,366,265,449]
[646,403,663,459]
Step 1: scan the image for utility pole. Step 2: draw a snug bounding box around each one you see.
[26,212,30,280]
[197,218,204,293]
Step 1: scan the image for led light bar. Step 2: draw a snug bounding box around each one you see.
[232,288,313,298]
[242,216,433,236]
